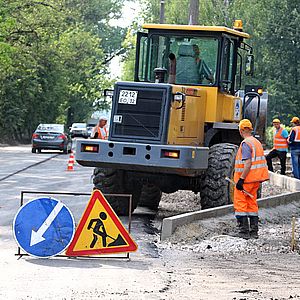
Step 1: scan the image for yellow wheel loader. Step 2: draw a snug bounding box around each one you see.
[76,20,267,215]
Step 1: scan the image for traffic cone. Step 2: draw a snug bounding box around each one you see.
[67,151,75,171]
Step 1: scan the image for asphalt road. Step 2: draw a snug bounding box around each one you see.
[0,145,299,300]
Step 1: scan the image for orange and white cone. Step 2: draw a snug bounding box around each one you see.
[67,151,75,171]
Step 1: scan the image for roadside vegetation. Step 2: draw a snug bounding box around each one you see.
[0,0,298,143]
[0,0,126,142]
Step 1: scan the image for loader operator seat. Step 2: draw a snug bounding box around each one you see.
[175,44,199,85]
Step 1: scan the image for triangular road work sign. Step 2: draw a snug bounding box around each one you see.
[66,190,137,256]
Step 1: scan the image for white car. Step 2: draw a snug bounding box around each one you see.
[70,123,88,138]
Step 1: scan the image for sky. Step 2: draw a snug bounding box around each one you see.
[109,0,142,78]
[109,0,141,28]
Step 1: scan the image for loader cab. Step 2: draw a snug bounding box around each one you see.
[135,23,251,95]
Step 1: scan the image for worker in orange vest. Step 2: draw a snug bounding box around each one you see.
[233,119,269,239]
[91,116,109,139]
[288,117,300,179]
[265,118,288,175]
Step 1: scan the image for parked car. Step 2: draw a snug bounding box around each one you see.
[70,123,88,138]
[86,119,98,137]
[31,124,72,154]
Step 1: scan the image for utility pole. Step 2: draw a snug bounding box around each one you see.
[160,0,165,24]
[188,0,199,25]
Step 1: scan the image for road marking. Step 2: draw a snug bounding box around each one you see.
[0,154,59,182]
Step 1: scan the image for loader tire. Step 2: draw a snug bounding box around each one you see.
[93,168,140,216]
[200,143,238,209]
[139,184,162,210]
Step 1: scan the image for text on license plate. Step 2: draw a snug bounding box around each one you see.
[118,90,138,105]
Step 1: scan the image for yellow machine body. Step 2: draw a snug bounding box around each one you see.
[167,86,242,146]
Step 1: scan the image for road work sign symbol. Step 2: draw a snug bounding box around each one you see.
[66,190,137,256]
[13,197,75,258]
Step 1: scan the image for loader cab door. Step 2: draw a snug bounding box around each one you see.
[220,36,239,95]
[135,32,148,82]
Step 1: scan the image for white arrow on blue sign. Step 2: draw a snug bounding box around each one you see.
[13,197,75,258]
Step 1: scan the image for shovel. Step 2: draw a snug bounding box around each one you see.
[225,177,254,198]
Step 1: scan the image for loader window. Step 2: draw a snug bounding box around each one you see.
[139,34,219,86]
[138,35,148,81]
[220,38,235,93]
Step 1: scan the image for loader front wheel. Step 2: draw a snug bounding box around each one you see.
[200,143,238,209]
[93,168,141,216]
[139,184,162,210]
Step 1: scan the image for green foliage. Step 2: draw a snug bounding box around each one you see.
[121,23,141,81]
[0,0,124,142]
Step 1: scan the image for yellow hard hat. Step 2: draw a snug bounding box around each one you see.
[291,117,299,123]
[272,118,280,124]
[239,119,253,130]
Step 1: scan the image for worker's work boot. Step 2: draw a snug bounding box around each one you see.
[230,216,250,240]
[249,216,259,239]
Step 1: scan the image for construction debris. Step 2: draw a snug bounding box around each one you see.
[155,180,300,257]
[157,201,300,258]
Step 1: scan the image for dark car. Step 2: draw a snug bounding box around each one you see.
[31,124,72,154]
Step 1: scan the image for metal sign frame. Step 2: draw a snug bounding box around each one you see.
[16,190,133,260]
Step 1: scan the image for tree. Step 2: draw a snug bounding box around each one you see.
[188,0,199,25]
[0,0,125,142]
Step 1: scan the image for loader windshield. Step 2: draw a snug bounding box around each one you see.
[138,34,219,86]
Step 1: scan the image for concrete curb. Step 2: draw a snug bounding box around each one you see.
[161,191,300,241]
[269,172,300,192]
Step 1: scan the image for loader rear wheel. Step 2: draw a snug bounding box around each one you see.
[200,143,238,209]
[139,184,162,210]
[93,168,141,216]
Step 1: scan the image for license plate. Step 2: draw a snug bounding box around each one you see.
[42,135,54,140]
[118,90,138,105]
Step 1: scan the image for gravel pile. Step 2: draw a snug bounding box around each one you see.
[158,201,300,257]
[158,180,291,219]
[156,176,300,257]
[158,191,200,218]
[261,180,290,197]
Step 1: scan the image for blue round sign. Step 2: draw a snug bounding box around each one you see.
[13,197,75,258]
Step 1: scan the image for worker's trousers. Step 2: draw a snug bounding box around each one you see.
[233,182,260,217]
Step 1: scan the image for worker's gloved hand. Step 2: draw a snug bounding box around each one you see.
[236,178,244,191]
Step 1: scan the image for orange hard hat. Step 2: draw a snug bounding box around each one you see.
[272,118,280,124]
[239,119,253,130]
[291,117,299,123]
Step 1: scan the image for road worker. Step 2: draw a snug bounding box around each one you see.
[265,119,288,175]
[91,116,108,139]
[288,117,300,179]
[233,119,269,239]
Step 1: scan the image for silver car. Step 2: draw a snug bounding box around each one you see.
[70,123,88,138]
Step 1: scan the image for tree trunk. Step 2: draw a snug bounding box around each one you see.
[188,0,199,25]
[160,0,165,24]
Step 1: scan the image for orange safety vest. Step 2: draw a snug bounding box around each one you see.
[273,127,288,150]
[289,126,300,142]
[234,136,269,184]
[97,127,108,140]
